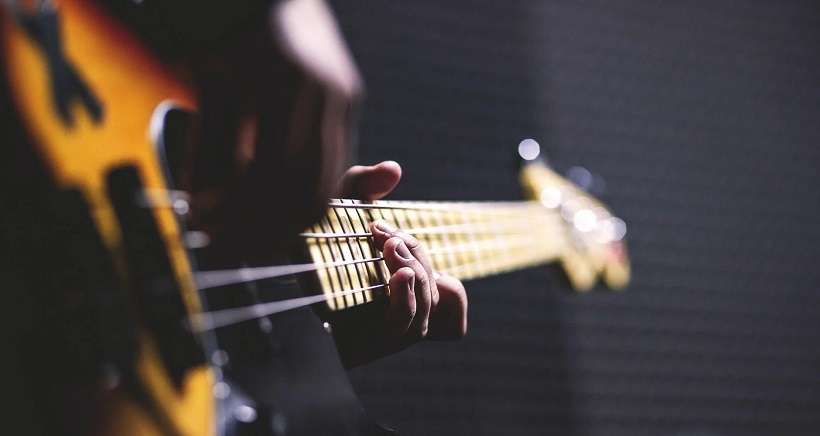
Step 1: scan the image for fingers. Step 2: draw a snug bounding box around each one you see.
[370,219,465,342]
[371,220,440,307]
[428,272,468,339]
[339,161,402,200]
[381,235,432,337]
[386,267,416,337]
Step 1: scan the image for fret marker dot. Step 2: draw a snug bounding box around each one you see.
[518,138,540,161]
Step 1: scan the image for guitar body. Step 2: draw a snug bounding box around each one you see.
[1,1,629,435]
[2,2,392,435]
[1,1,213,435]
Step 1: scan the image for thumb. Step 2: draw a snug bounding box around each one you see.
[339,160,402,200]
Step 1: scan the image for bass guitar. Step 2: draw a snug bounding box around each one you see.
[1,0,629,435]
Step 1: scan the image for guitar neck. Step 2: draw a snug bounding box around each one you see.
[303,199,568,310]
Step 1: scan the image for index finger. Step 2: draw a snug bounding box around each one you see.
[371,220,440,306]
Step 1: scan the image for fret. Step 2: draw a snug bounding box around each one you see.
[505,209,528,274]
[475,209,497,276]
[509,208,536,268]
[306,223,335,310]
[328,200,539,212]
[389,205,414,290]
[512,210,537,272]
[426,237,534,257]
[444,207,470,278]
[336,206,374,305]
[346,203,378,303]
[448,210,472,278]
[478,209,503,276]
[405,208,421,235]
[330,205,364,306]
[390,203,408,230]
[388,206,411,259]
[429,208,456,272]
[357,204,388,296]
[484,214,506,277]
[443,208,463,272]
[305,192,622,311]
[464,208,484,279]
[311,221,344,310]
[376,203,395,229]
[318,216,355,309]
[437,232,535,278]
[404,208,424,261]
[516,208,538,272]
[371,206,394,297]
[315,217,342,309]
[493,210,516,274]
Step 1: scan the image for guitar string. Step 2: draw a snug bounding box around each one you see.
[158,194,599,331]
[142,190,618,231]
[194,257,384,290]
[330,203,361,306]
[187,242,563,333]
[188,284,387,332]
[194,226,559,290]
[192,236,562,332]
[340,200,377,305]
[141,189,558,217]
[299,214,563,239]
[326,199,545,212]
[194,203,565,288]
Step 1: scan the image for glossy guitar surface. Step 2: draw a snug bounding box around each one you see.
[2,1,211,434]
[1,1,629,435]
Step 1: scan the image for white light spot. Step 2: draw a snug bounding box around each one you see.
[609,217,627,241]
[234,405,258,423]
[560,198,582,221]
[573,209,598,233]
[258,317,273,333]
[184,231,211,249]
[211,349,229,367]
[518,138,540,161]
[213,381,231,399]
[172,198,190,215]
[539,186,562,209]
[595,217,616,243]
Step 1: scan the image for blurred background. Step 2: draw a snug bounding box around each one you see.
[329,1,820,435]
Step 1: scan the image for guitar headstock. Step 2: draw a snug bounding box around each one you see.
[517,140,630,291]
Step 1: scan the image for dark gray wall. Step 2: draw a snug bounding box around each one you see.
[330,1,820,435]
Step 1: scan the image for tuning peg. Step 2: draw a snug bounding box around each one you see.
[517,138,541,161]
[517,138,555,168]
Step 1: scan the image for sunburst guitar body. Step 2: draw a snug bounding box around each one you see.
[1,1,213,435]
[1,1,631,435]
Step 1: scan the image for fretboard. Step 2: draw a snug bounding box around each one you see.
[303,199,569,311]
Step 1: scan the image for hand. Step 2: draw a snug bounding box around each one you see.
[332,161,468,367]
